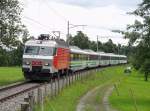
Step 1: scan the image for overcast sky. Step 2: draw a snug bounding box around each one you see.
[20,0,142,45]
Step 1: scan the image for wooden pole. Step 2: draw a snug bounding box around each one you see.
[72,72,74,83]
[54,77,57,96]
[44,83,47,97]
[37,88,44,111]
[68,71,71,86]
[77,72,79,80]
[66,70,69,87]
[129,88,138,111]
[28,91,34,111]
[114,84,119,96]
[75,72,77,81]
[50,77,53,98]
[62,75,64,90]
[57,72,60,93]
[21,98,29,111]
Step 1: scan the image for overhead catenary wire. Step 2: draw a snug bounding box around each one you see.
[23,19,50,32]
[43,0,115,33]
[23,0,69,38]
[23,16,54,31]
[23,16,124,40]
[22,0,126,41]
[86,25,113,31]
[42,0,119,39]
[23,16,68,38]
[44,0,68,22]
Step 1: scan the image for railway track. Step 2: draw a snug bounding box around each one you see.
[0,66,119,111]
[0,81,28,92]
[0,67,103,105]
[0,81,42,103]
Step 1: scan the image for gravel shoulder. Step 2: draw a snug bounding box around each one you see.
[76,83,117,111]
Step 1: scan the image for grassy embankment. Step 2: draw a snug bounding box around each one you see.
[110,69,150,111]
[35,65,126,111]
[0,67,24,86]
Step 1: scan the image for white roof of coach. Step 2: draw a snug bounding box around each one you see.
[70,46,99,55]
[98,51,105,54]
[70,46,88,54]
[99,52,111,57]
[119,55,127,58]
[84,49,99,55]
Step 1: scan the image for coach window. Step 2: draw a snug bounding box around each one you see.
[79,54,81,60]
[76,54,78,60]
[73,53,76,60]
[78,54,80,60]
[71,54,74,60]
[75,54,79,61]
[84,55,86,60]
[75,54,77,60]
[101,56,103,60]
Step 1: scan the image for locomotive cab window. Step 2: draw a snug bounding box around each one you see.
[39,47,53,56]
[24,46,39,55]
[24,46,54,56]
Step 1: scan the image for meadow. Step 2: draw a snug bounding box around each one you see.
[110,69,150,111]
[0,67,24,86]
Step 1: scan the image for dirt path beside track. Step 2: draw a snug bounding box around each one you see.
[76,84,117,111]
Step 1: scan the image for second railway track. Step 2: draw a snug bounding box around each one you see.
[0,81,42,103]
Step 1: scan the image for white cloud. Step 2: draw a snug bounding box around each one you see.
[52,0,142,9]
[20,0,141,45]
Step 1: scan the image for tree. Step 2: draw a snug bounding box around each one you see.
[103,39,118,53]
[0,0,29,66]
[89,41,97,51]
[68,31,128,54]
[120,0,150,81]
[69,31,90,49]
[0,0,28,48]
[66,34,74,45]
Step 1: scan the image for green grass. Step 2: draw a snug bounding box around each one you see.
[0,67,24,86]
[110,68,150,111]
[35,65,126,111]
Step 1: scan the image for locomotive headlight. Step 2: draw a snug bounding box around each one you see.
[25,61,30,65]
[44,63,49,66]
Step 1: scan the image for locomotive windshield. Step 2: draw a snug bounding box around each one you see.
[25,46,39,55]
[24,46,53,56]
[39,46,53,56]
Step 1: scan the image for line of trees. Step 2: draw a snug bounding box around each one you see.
[67,31,132,55]
[116,0,150,81]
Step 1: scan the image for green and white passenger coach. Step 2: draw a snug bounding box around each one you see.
[70,46,127,71]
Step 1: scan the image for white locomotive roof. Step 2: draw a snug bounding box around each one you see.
[25,40,56,47]
[25,39,69,48]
